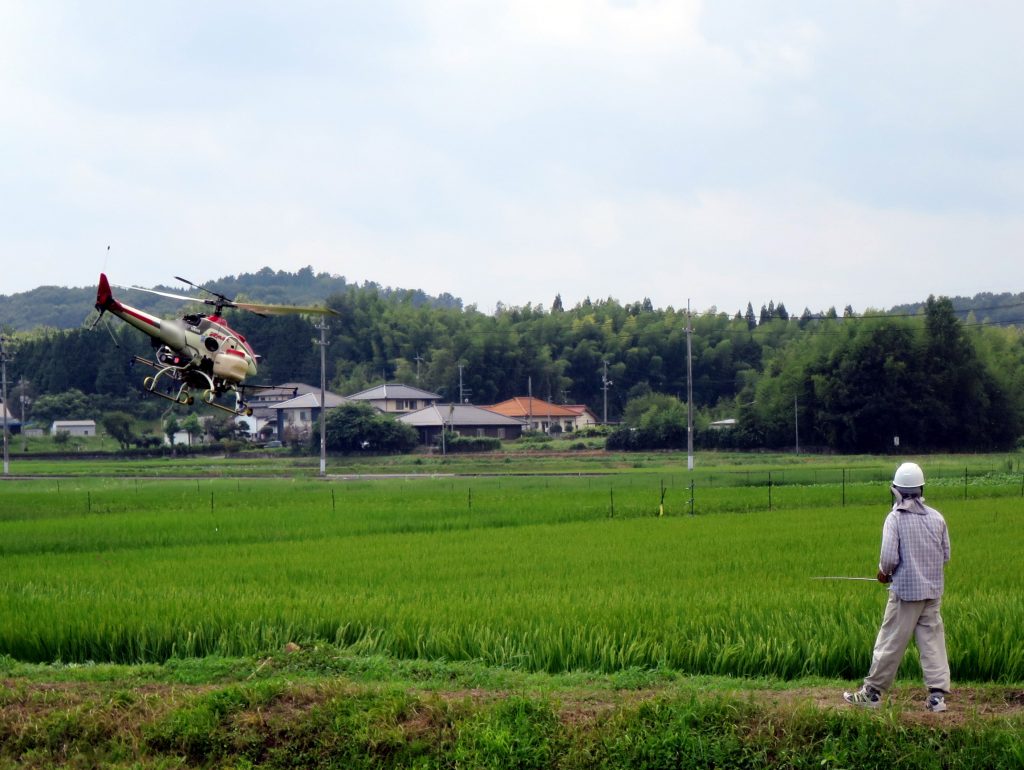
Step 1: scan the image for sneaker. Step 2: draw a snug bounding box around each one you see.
[843,686,881,708]
[926,692,947,712]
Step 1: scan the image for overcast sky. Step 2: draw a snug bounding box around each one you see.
[2,1,1022,315]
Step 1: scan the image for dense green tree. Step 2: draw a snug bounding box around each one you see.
[163,414,180,446]
[101,412,137,450]
[744,302,756,330]
[182,413,203,447]
[607,392,688,449]
[30,389,93,423]
[322,402,418,453]
[5,275,1023,452]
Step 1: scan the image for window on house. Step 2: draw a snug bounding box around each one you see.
[497,428,505,439]
[477,428,485,437]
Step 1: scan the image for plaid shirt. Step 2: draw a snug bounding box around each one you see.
[879,496,950,601]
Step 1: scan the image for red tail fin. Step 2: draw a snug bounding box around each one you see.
[95,273,117,312]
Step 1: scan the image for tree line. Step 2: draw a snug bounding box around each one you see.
[4,277,1023,453]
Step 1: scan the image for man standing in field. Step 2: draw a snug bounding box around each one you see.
[844,462,951,712]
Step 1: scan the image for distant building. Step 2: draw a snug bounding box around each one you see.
[272,391,350,444]
[563,405,600,430]
[346,383,443,414]
[50,420,96,437]
[709,418,737,430]
[485,397,582,433]
[235,382,338,441]
[1,403,21,435]
[398,403,527,445]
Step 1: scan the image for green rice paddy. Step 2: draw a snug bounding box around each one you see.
[2,466,1022,682]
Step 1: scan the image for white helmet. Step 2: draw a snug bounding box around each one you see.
[893,462,925,489]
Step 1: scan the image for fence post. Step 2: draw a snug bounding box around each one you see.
[689,478,695,515]
[768,471,772,511]
[842,468,846,507]
[964,467,968,500]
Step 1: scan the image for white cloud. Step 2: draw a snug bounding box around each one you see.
[1,1,1022,318]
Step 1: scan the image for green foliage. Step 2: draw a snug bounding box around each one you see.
[6,276,1024,456]
[100,411,136,451]
[181,413,203,446]
[29,389,93,423]
[453,697,559,769]
[3,673,1024,768]
[441,432,502,453]
[163,414,180,445]
[323,402,419,453]
[607,393,688,450]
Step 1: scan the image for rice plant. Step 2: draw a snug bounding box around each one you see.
[1,473,1020,681]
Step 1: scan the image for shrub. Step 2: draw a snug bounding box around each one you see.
[439,432,501,453]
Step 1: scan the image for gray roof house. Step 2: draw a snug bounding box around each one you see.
[346,383,443,414]
[398,403,526,445]
[237,382,338,441]
[272,391,349,443]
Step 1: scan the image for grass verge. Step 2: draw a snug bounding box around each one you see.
[2,648,1022,769]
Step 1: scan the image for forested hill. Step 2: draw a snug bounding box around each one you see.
[8,282,1024,452]
[0,267,463,331]
[889,292,1024,326]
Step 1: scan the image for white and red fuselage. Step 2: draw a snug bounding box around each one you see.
[95,273,258,388]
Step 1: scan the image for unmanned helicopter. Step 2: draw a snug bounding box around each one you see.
[92,273,336,416]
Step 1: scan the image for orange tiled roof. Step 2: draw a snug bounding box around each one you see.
[485,397,580,418]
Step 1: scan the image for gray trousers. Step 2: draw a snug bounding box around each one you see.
[864,591,950,693]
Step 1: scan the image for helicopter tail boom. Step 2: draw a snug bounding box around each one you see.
[95,273,187,349]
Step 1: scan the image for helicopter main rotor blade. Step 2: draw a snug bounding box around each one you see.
[233,301,339,316]
[119,278,336,316]
[174,276,230,302]
[117,284,212,305]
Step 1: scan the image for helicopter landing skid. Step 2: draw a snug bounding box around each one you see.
[132,356,253,416]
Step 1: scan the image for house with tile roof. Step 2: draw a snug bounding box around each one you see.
[398,403,526,445]
[346,383,442,414]
[485,397,585,433]
[564,404,600,430]
[271,391,349,444]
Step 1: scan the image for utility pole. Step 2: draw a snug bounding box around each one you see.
[1,335,10,476]
[457,364,471,404]
[19,378,28,424]
[686,300,694,472]
[314,321,330,477]
[18,377,28,452]
[601,360,612,424]
[794,394,800,454]
[528,376,533,430]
